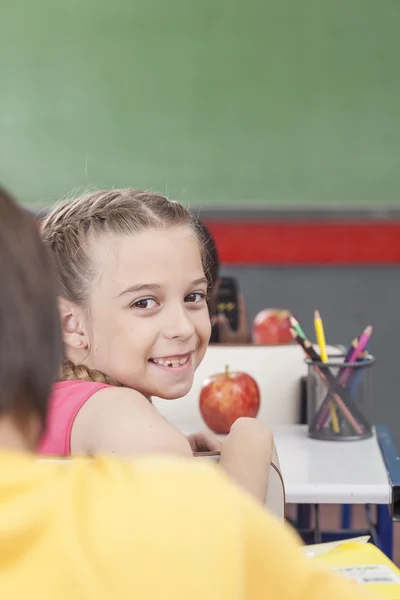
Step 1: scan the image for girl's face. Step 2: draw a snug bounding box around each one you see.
[82,226,211,399]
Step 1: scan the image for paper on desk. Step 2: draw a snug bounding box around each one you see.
[312,540,400,598]
[301,536,370,557]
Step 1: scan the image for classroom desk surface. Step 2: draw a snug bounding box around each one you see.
[273,425,391,505]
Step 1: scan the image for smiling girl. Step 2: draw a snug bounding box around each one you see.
[39,189,273,501]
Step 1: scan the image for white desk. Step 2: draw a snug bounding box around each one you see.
[273,425,391,505]
[273,425,396,558]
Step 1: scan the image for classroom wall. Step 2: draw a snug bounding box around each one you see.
[2,0,400,206]
[220,264,400,446]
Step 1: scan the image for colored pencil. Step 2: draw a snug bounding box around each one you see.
[290,329,363,434]
[319,337,359,428]
[340,326,373,385]
[314,310,339,433]
[347,347,370,397]
[318,338,372,431]
[314,310,328,362]
[336,339,357,432]
[348,326,373,363]
[290,316,306,340]
[344,338,358,363]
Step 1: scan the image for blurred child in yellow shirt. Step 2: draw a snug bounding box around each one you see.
[0,187,375,599]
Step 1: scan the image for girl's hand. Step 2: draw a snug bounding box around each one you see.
[229,416,273,441]
[187,430,222,453]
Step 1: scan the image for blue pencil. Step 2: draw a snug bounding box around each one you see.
[347,346,370,398]
[344,338,358,363]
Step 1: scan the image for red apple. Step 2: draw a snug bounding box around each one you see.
[199,366,260,434]
[252,308,293,345]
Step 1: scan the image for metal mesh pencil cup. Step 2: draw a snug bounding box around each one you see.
[306,354,375,441]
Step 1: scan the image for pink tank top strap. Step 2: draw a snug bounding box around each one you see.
[38,380,110,456]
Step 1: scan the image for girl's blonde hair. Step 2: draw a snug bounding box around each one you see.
[41,189,208,386]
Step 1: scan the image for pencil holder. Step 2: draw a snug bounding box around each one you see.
[306,354,375,441]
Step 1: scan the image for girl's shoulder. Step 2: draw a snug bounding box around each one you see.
[72,385,192,457]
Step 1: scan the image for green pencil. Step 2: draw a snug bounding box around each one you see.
[290,316,306,340]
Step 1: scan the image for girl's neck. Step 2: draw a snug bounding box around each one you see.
[0,415,39,453]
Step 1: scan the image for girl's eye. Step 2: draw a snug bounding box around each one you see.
[132,298,157,310]
[185,292,206,304]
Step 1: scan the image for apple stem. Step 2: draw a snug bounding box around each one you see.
[225,365,230,378]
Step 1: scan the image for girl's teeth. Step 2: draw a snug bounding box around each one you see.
[153,356,188,367]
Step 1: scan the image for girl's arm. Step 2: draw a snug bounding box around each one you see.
[72,388,273,503]
[219,417,274,503]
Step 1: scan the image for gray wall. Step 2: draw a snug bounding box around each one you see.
[221,265,400,446]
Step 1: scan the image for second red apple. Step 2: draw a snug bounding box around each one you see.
[252,308,293,345]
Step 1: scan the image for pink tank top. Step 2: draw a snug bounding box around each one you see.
[38,380,110,456]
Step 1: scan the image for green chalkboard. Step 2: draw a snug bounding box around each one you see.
[1,0,400,206]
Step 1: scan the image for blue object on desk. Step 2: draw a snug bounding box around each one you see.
[376,425,400,522]
[325,426,398,559]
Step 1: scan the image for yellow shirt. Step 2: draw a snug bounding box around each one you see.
[0,452,374,600]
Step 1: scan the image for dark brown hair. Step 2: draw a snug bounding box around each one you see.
[196,220,220,289]
[0,186,63,431]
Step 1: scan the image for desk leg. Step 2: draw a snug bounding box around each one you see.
[341,505,353,529]
[313,503,322,544]
[296,504,312,530]
[376,504,393,560]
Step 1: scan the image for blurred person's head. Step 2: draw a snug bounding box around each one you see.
[196,220,220,315]
[41,190,212,400]
[0,187,63,450]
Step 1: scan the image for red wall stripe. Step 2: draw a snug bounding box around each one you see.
[203,221,400,265]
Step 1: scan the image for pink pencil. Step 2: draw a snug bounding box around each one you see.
[339,325,373,386]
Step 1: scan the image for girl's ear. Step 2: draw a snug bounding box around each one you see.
[58,297,88,350]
